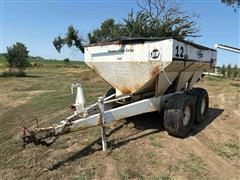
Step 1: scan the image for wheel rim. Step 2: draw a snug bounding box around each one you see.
[183,106,191,126]
[201,98,206,115]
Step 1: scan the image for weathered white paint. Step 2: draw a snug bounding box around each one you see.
[54,92,181,135]
[84,38,217,96]
[71,83,86,115]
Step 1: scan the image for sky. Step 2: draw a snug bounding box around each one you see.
[0,0,239,66]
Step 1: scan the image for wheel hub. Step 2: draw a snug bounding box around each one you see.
[183,106,191,126]
[201,98,206,115]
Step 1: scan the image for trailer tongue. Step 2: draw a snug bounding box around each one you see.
[22,37,217,151]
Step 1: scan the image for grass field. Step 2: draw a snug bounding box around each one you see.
[0,60,239,179]
[0,54,84,67]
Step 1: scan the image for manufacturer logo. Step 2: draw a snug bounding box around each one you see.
[197,50,204,59]
[150,49,160,59]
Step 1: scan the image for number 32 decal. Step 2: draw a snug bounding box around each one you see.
[175,45,184,58]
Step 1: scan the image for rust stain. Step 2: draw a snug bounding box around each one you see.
[134,84,141,90]
[88,61,161,95]
[119,87,132,94]
[150,66,161,78]
[90,64,100,75]
[118,84,142,95]
[115,84,141,95]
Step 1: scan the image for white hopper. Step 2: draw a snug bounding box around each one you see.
[84,37,216,96]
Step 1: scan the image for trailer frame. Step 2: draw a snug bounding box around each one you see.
[22,87,184,150]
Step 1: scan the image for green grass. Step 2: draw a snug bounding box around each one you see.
[149,140,163,148]
[146,151,159,165]
[71,169,95,180]
[166,163,179,174]
[212,142,239,160]
[206,75,226,81]
[151,176,171,180]
[182,154,209,178]
[165,154,209,180]
[111,148,145,179]
[0,65,111,179]
[148,135,163,148]
[146,151,156,159]
[119,168,143,180]
[28,57,84,66]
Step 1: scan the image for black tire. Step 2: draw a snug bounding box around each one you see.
[105,88,116,97]
[164,94,195,138]
[188,88,209,124]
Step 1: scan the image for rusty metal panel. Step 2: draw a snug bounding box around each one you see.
[85,39,173,96]
[84,38,217,96]
[176,72,194,91]
[155,72,178,96]
[189,71,203,88]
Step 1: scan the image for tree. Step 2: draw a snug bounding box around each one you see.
[53,0,199,54]
[232,64,238,78]
[63,58,70,65]
[221,65,226,76]
[53,26,84,53]
[227,64,232,77]
[222,0,240,11]
[88,18,123,44]
[6,42,29,71]
[135,0,199,39]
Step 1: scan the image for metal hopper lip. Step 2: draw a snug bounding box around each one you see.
[85,37,172,47]
[85,37,217,51]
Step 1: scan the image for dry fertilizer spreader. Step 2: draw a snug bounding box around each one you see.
[22,37,219,151]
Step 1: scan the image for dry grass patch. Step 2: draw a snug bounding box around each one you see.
[212,141,239,160]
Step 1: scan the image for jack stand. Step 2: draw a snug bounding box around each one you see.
[98,96,107,152]
[71,83,87,117]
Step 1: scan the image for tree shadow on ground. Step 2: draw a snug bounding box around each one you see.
[230,83,240,88]
[48,108,223,171]
[0,74,43,78]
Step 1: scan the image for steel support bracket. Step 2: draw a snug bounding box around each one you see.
[98,96,108,152]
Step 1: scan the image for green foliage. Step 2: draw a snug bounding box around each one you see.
[0,54,7,65]
[88,18,123,43]
[53,26,84,53]
[233,64,238,78]
[227,64,232,77]
[219,64,239,78]
[53,0,199,53]
[63,58,70,65]
[6,42,29,71]
[221,65,226,76]
[222,0,240,11]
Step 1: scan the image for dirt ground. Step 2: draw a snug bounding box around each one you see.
[0,67,239,180]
